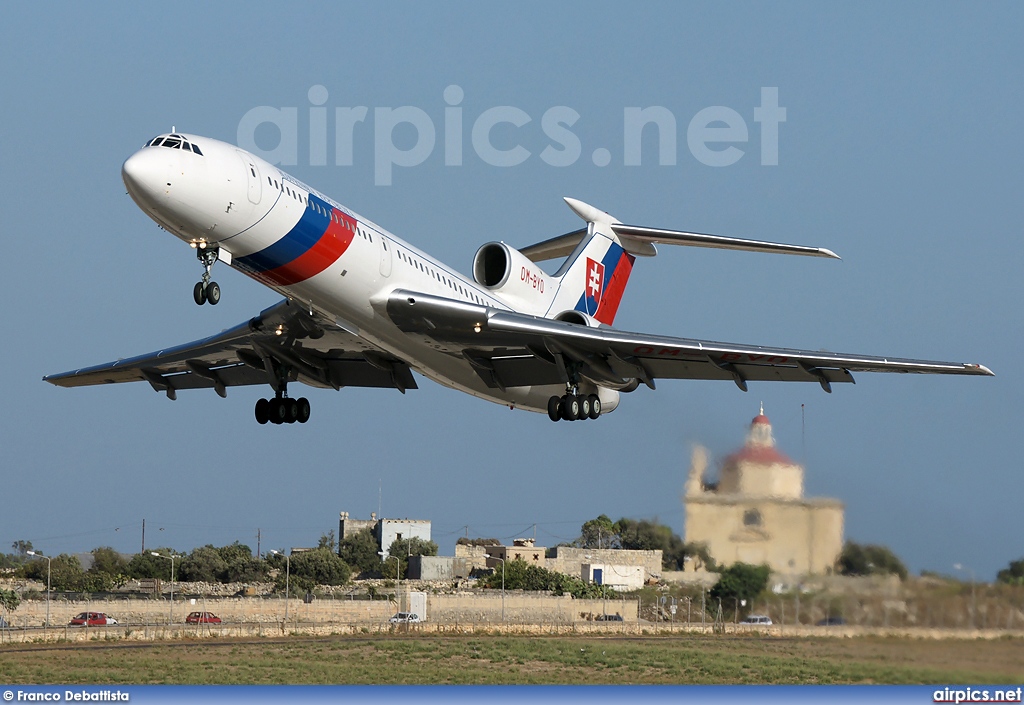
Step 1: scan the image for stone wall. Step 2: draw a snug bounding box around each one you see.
[427,592,638,624]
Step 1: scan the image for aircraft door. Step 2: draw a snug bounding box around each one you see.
[236,150,262,205]
[379,234,392,277]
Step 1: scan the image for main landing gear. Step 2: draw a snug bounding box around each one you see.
[547,388,602,422]
[254,394,311,425]
[192,244,221,306]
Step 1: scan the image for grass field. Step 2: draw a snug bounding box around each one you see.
[1,634,1022,685]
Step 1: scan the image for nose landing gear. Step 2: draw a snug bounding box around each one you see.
[192,244,221,305]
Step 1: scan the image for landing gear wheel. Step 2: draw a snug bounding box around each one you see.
[561,394,580,421]
[205,282,221,305]
[588,394,601,420]
[269,398,288,425]
[547,395,562,422]
[579,395,591,419]
[255,398,269,425]
[284,398,300,424]
[296,398,311,424]
[193,281,207,305]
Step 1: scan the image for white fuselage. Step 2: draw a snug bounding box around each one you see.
[121,132,612,414]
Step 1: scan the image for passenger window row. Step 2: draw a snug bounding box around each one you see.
[395,249,486,305]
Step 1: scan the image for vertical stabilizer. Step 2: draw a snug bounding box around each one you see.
[548,198,638,326]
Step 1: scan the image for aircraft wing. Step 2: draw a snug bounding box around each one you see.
[384,290,992,393]
[44,299,418,398]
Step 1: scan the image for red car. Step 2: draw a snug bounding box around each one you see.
[69,612,118,626]
[185,611,222,624]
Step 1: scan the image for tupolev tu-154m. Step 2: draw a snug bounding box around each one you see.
[44,132,993,425]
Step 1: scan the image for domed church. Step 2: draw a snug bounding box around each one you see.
[684,405,844,575]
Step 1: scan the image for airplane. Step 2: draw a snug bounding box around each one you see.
[43,131,993,425]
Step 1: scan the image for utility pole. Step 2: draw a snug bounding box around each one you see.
[257,528,261,559]
[141,519,145,553]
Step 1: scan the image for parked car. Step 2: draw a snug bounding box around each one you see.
[739,614,773,625]
[388,612,421,623]
[595,613,624,621]
[69,612,118,626]
[816,616,846,626]
[185,611,222,624]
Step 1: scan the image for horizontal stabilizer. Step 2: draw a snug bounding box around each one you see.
[611,223,841,260]
[519,228,587,263]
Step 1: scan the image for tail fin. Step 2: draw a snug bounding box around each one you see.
[546,198,638,326]
[529,196,840,326]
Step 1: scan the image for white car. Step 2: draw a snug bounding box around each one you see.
[388,612,421,623]
[739,614,773,625]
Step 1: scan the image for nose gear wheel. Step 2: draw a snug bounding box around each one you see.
[193,245,221,305]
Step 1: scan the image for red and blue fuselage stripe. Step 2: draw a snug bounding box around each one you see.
[234,194,355,287]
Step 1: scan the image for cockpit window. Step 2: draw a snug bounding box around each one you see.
[145,134,203,156]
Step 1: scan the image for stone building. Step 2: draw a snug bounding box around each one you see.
[684,406,844,575]
[338,511,431,560]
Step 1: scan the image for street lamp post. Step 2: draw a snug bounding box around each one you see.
[271,550,291,627]
[150,552,178,624]
[953,563,977,629]
[484,554,505,624]
[26,551,51,627]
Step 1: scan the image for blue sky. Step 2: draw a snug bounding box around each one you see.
[0,3,1019,580]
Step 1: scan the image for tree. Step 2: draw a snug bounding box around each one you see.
[0,588,20,613]
[126,549,177,580]
[709,562,771,618]
[386,537,438,579]
[178,546,228,583]
[578,515,620,549]
[681,542,717,572]
[11,540,33,557]
[478,558,615,599]
[90,547,128,578]
[997,559,1024,586]
[455,537,500,547]
[287,548,351,587]
[339,528,384,578]
[318,530,337,552]
[838,542,908,581]
[21,554,87,592]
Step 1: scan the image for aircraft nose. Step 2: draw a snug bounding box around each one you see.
[122,149,166,205]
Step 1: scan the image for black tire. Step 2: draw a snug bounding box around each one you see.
[547,396,561,422]
[296,397,311,423]
[562,394,580,421]
[193,281,207,305]
[588,394,601,420]
[205,282,221,305]
[254,398,269,425]
[285,398,299,423]
[579,395,591,420]
[270,398,287,424]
